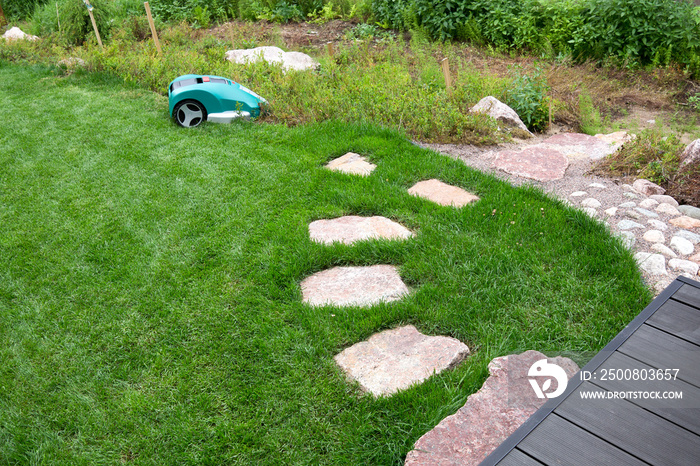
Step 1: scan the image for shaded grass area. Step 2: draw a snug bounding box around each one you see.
[0,62,650,464]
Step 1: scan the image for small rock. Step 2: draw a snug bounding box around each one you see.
[408,179,480,207]
[635,207,659,218]
[651,243,677,258]
[2,27,39,41]
[632,179,665,196]
[301,265,408,307]
[676,230,700,245]
[643,230,665,243]
[655,203,681,216]
[581,198,602,208]
[618,220,644,230]
[619,202,637,208]
[670,216,700,230]
[680,139,700,169]
[334,325,469,397]
[624,192,639,199]
[689,252,700,264]
[668,259,700,276]
[604,207,618,216]
[622,184,636,191]
[670,236,695,256]
[582,207,597,217]
[639,198,659,209]
[650,195,679,207]
[616,231,636,249]
[647,219,668,231]
[225,46,319,72]
[570,191,587,197]
[326,152,376,176]
[634,253,668,275]
[594,131,633,149]
[625,210,643,220]
[678,205,700,220]
[309,216,413,245]
[588,183,606,189]
[470,96,532,135]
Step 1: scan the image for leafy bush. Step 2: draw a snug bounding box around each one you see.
[31,0,115,46]
[504,68,549,132]
[3,0,48,21]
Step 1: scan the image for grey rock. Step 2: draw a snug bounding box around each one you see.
[408,179,480,207]
[647,219,668,231]
[301,265,408,307]
[334,325,469,397]
[604,207,618,216]
[635,207,659,218]
[678,205,700,220]
[2,27,39,41]
[625,210,643,220]
[656,203,681,216]
[676,230,700,245]
[588,183,607,189]
[624,192,639,199]
[619,202,637,208]
[650,194,679,207]
[470,96,532,134]
[618,220,644,230]
[651,243,677,258]
[616,231,636,249]
[309,216,413,245]
[668,259,699,276]
[582,207,597,218]
[632,179,665,196]
[570,191,587,197]
[680,139,700,169]
[634,253,668,275]
[405,351,579,466]
[670,236,695,256]
[639,198,659,209]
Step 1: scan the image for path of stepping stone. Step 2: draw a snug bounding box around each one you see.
[408,178,480,207]
[309,215,412,245]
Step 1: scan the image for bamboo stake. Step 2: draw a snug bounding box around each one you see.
[56,3,61,35]
[441,58,452,96]
[144,2,161,54]
[326,42,334,57]
[87,8,103,48]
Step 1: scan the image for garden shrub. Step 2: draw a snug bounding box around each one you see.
[3,0,48,21]
[503,68,550,132]
[31,0,115,46]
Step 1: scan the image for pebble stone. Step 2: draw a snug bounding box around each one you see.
[676,230,700,245]
[678,205,700,220]
[570,191,587,197]
[582,207,597,217]
[625,210,643,220]
[588,183,606,189]
[639,199,659,209]
[619,202,637,208]
[582,198,602,208]
[635,207,659,218]
[604,207,618,216]
[651,243,677,258]
[656,203,681,216]
[670,236,695,256]
[624,192,639,199]
[618,220,644,230]
[616,231,636,249]
[643,230,665,243]
[634,253,668,275]
[668,259,700,276]
[650,195,679,207]
[647,219,668,231]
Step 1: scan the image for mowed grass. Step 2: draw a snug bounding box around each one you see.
[0,62,650,465]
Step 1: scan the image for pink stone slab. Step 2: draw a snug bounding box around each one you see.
[325,152,376,176]
[493,145,569,181]
[334,325,470,396]
[405,350,579,466]
[542,132,617,160]
[309,216,413,245]
[301,265,408,307]
[408,179,480,207]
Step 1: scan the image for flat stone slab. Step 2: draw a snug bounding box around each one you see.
[309,216,413,245]
[325,152,376,176]
[301,265,408,307]
[405,350,579,466]
[492,145,569,181]
[334,325,469,396]
[408,179,480,207]
[541,133,616,160]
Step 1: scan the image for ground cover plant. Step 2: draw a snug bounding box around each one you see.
[0,61,651,464]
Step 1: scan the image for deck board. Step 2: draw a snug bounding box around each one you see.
[480,277,700,466]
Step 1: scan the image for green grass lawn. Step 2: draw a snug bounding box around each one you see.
[0,62,651,465]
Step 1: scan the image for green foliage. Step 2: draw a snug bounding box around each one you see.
[2,0,49,20]
[345,23,391,40]
[578,91,602,135]
[31,0,115,46]
[504,68,549,132]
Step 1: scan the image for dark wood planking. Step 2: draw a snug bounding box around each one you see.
[496,449,545,466]
[589,352,700,435]
[555,382,700,466]
[617,324,700,387]
[516,413,647,466]
[647,299,700,346]
[673,283,700,309]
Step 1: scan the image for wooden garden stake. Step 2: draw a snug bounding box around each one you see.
[0,4,6,27]
[326,42,335,57]
[82,1,103,48]
[144,2,162,54]
[56,3,61,35]
[441,58,453,96]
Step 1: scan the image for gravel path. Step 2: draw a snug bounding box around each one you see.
[423,135,700,296]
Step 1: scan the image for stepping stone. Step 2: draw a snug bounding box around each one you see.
[301,265,408,307]
[541,133,616,160]
[334,325,469,397]
[325,152,376,176]
[309,216,413,245]
[492,145,569,181]
[408,179,480,207]
[405,350,579,466]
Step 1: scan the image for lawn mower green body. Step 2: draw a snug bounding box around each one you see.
[168,74,267,127]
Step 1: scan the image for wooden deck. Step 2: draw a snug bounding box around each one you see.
[481,276,700,466]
